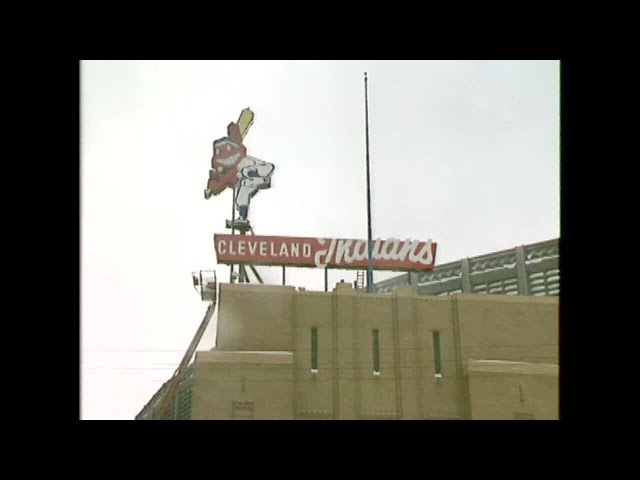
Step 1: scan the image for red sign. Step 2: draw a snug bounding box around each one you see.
[214,234,437,271]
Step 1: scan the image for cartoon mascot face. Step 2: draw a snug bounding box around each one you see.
[212,123,246,172]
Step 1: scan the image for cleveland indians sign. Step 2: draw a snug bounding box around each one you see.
[205,109,437,273]
[215,234,437,271]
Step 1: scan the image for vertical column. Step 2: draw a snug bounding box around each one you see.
[352,296,362,419]
[408,272,419,295]
[461,259,472,293]
[391,295,403,419]
[413,295,424,419]
[331,293,339,419]
[394,287,419,419]
[336,284,357,419]
[515,246,530,295]
[451,295,471,419]
[290,292,298,419]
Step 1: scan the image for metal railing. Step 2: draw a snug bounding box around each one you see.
[375,238,559,297]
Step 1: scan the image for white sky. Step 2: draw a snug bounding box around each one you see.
[80,60,559,420]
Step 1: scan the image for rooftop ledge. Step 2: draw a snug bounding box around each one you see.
[465,359,559,376]
[451,293,559,304]
[195,350,294,365]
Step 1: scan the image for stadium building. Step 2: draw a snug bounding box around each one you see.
[375,238,559,297]
[135,238,559,420]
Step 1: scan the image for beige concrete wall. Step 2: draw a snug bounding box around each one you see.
[352,291,398,419]
[195,282,558,420]
[455,294,559,365]
[215,283,296,352]
[411,293,466,420]
[465,360,559,420]
[292,291,335,419]
[191,351,294,420]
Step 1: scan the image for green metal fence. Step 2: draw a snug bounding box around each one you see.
[135,365,194,420]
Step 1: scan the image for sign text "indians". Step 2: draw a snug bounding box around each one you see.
[214,234,437,271]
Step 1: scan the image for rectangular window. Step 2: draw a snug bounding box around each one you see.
[373,329,380,375]
[311,327,318,372]
[433,330,442,377]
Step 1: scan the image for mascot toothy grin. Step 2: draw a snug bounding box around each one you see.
[218,152,240,167]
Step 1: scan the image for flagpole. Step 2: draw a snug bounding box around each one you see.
[364,72,374,293]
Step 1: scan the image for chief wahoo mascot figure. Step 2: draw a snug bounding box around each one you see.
[204,108,275,229]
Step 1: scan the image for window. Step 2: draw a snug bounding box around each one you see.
[433,331,442,377]
[311,327,318,373]
[373,329,380,375]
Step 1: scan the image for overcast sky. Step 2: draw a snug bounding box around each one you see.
[80,60,559,420]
